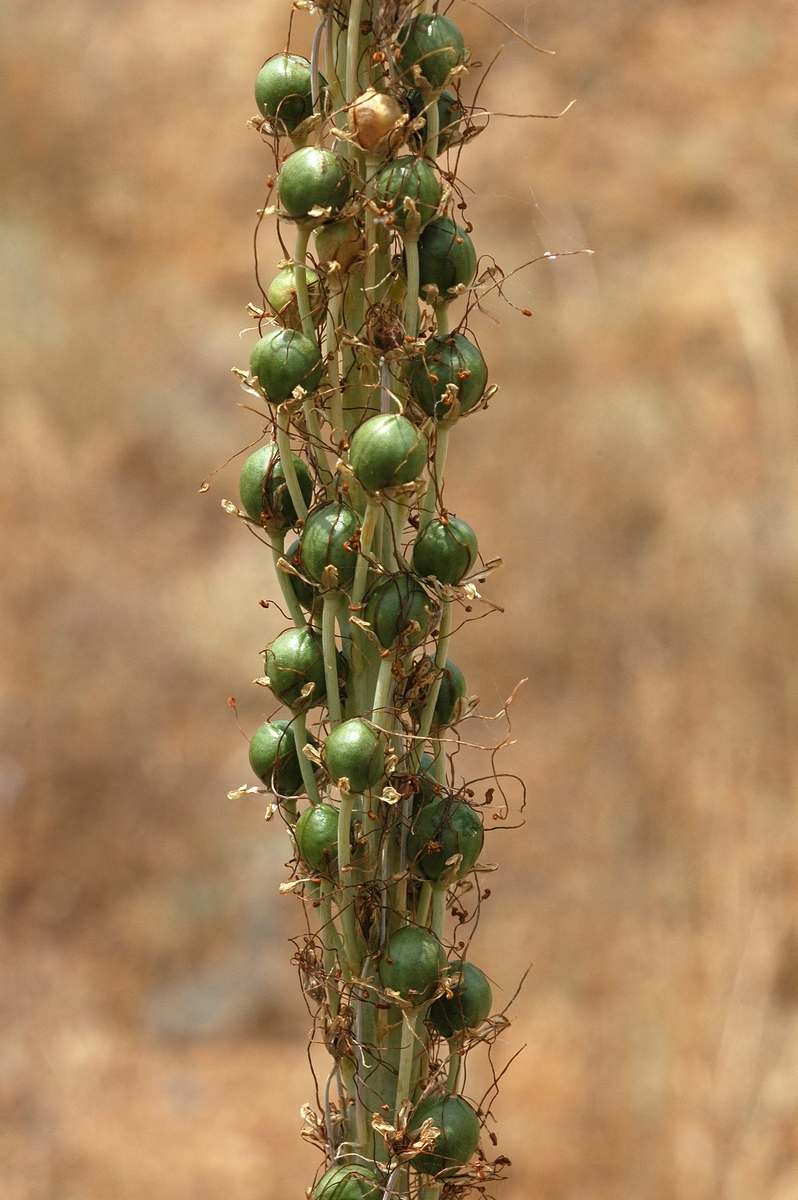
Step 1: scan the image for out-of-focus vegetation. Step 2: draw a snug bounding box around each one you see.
[2,1,798,1197]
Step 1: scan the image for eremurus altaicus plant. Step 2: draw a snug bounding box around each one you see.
[217,4,553,1199]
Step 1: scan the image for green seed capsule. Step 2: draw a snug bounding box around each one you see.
[432,659,467,728]
[249,719,317,797]
[312,1164,381,1200]
[365,575,436,650]
[255,54,319,136]
[349,413,428,493]
[267,266,326,331]
[373,156,441,232]
[407,1094,480,1176]
[324,718,388,795]
[379,925,446,1004]
[299,501,360,588]
[429,960,493,1038]
[407,796,484,881]
[295,803,340,870]
[238,444,313,531]
[417,218,477,299]
[412,751,439,810]
[285,538,317,611]
[407,90,464,156]
[264,627,327,711]
[405,334,487,422]
[397,14,466,91]
[250,327,323,404]
[278,146,350,221]
[412,517,478,585]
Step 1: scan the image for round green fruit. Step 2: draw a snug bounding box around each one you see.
[267,265,326,331]
[238,444,313,531]
[412,517,478,585]
[407,1094,480,1176]
[249,719,318,797]
[312,1164,381,1200]
[255,54,317,136]
[417,218,477,299]
[373,156,441,232]
[299,502,360,588]
[432,659,467,728]
[250,327,323,404]
[407,797,484,881]
[405,335,487,422]
[379,925,445,1004]
[295,803,340,870]
[278,146,350,221]
[285,538,317,611]
[324,718,387,794]
[397,14,466,91]
[349,413,428,493]
[265,627,326,711]
[429,960,493,1038]
[365,575,436,650]
[407,89,464,155]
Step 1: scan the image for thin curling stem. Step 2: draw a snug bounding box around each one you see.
[271,532,307,629]
[419,427,450,534]
[404,232,421,338]
[395,1010,419,1113]
[292,710,322,804]
[276,404,308,521]
[337,791,363,973]
[322,592,343,725]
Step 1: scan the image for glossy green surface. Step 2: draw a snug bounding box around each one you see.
[265,627,327,711]
[349,413,428,493]
[429,960,493,1037]
[397,14,466,91]
[365,575,436,649]
[255,54,315,135]
[299,502,360,588]
[412,517,478,585]
[278,146,350,220]
[433,658,467,728]
[238,444,313,530]
[373,156,441,232]
[378,925,445,1004]
[295,803,340,870]
[249,719,305,796]
[405,334,488,421]
[250,327,323,403]
[267,265,326,330]
[407,1094,480,1176]
[417,218,477,299]
[324,718,387,794]
[284,538,317,611]
[312,1165,380,1200]
[407,796,484,881]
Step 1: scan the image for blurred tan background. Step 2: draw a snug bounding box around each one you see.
[2,0,798,1197]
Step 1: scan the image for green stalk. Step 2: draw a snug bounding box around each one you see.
[435,303,451,337]
[422,90,441,161]
[276,404,308,522]
[293,710,322,804]
[431,882,447,940]
[351,496,381,612]
[271,532,307,628]
[337,790,364,973]
[416,881,432,927]
[294,224,334,495]
[419,427,449,535]
[327,285,345,445]
[395,1010,419,1112]
[372,654,393,717]
[322,591,343,725]
[345,0,364,103]
[410,599,453,770]
[404,232,420,338]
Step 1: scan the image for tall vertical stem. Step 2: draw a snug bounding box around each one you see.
[322,591,343,725]
[276,404,309,521]
[293,710,321,804]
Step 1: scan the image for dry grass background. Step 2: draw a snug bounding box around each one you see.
[2,0,798,1197]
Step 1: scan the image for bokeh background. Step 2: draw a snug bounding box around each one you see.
[2,0,798,1196]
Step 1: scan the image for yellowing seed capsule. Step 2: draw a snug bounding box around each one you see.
[347,88,405,152]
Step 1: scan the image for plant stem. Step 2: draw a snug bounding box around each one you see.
[422,90,441,161]
[431,882,447,940]
[293,710,321,803]
[294,223,316,341]
[416,880,432,927]
[395,1009,419,1112]
[410,599,453,770]
[276,403,308,521]
[327,286,345,445]
[351,496,381,612]
[337,790,363,973]
[322,591,343,725]
[418,426,449,534]
[435,303,451,337]
[404,231,420,337]
[271,532,307,628]
[345,0,364,104]
[371,654,393,717]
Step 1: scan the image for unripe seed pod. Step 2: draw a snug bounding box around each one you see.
[349,413,428,493]
[278,146,350,221]
[239,444,313,531]
[412,751,439,811]
[407,796,484,881]
[429,960,493,1038]
[250,327,323,403]
[324,718,387,794]
[365,575,436,650]
[314,218,364,273]
[378,925,446,1004]
[397,14,466,91]
[412,517,478,585]
[249,719,319,797]
[373,156,441,232]
[265,627,327,711]
[299,501,360,588]
[407,1094,480,1176]
[267,265,326,330]
[432,658,467,728]
[417,217,477,298]
[312,1164,381,1200]
[405,334,487,422]
[407,89,464,155]
[285,538,317,611]
[255,54,321,136]
[348,87,405,152]
[295,802,339,870]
